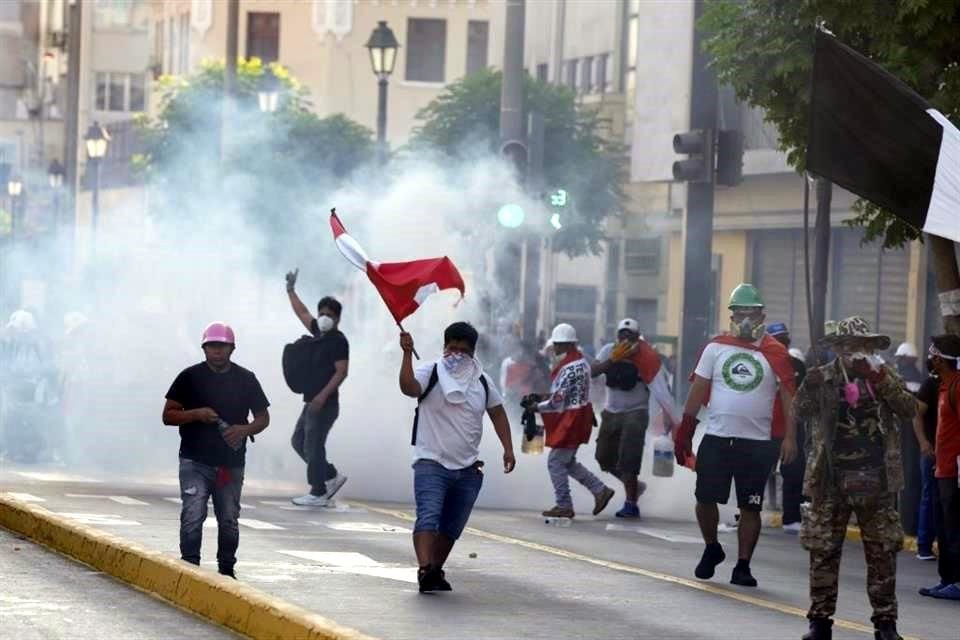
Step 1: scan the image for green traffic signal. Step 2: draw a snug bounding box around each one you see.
[497,203,525,228]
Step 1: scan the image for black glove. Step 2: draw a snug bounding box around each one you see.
[521,408,540,441]
[285,268,299,291]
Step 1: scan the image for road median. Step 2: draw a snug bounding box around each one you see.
[0,493,375,640]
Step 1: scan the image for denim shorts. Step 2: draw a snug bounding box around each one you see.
[413,459,483,540]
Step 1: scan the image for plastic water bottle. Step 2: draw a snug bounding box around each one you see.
[652,435,675,477]
[544,516,573,527]
[217,419,243,451]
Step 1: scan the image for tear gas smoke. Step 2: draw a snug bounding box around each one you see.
[0,113,713,523]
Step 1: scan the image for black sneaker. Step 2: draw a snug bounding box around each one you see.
[694,543,726,580]
[730,564,758,587]
[418,566,435,593]
[433,568,452,591]
[219,567,237,579]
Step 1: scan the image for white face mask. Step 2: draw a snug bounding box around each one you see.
[315,315,335,333]
[442,351,470,374]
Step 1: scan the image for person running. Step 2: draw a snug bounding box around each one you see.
[676,284,797,588]
[286,269,349,507]
[795,317,916,640]
[162,322,270,578]
[591,318,679,518]
[525,323,614,519]
[398,322,515,593]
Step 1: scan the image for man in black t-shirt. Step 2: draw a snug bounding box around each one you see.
[286,269,350,506]
[162,322,270,578]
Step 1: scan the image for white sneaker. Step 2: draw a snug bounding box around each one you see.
[782,522,801,534]
[291,494,329,507]
[325,474,348,499]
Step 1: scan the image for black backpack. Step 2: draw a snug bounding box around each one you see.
[282,335,320,394]
[411,364,489,445]
[606,360,640,391]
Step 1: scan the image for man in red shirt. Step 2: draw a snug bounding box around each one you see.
[921,334,960,601]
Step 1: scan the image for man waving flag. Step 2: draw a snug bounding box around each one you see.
[330,209,466,323]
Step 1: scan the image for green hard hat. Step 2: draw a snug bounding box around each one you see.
[728,283,765,309]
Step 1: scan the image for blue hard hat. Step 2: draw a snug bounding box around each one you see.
[766,322,789,336]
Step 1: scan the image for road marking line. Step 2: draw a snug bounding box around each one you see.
[164,497,255,509]
[238,518,284,530]
[65,494,149,506]
[15,471,102,483]
[260,500,366,513]
[4,492,45,502]
[357,503,915,640]
[56,512,141,526]
[322,522,411,534]
[276,550,416,584]
[605,523,702,544]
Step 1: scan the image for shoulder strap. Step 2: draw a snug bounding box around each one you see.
[479,373,489,404]
[412,365,439,446]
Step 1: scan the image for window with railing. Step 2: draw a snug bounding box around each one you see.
[624,238,661,274]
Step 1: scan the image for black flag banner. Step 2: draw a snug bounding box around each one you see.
[807,30,960,243]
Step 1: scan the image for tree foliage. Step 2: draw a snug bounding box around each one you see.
[410,69,625,256]
[136,58,373,258]
[700,0,960,249]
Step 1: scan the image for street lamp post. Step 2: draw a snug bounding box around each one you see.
[258,67,281,114]
[84,122,109,251]
[7,176,23,242]
[48,159,65,226]
[365,21,399,165]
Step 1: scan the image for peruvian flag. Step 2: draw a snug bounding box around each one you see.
[330,210,466,323]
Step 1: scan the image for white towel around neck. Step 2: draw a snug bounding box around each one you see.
[436,356,483,404]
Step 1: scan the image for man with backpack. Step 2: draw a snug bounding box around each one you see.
[285,269,349,507]
[398,322,515,593]
[591,318,679,518]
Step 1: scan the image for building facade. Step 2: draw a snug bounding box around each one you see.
[527,0,924,356]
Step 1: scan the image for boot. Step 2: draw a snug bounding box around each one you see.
[801,618,832,640]
[874,621,902,640]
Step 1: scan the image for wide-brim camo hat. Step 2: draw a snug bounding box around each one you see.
[819,316,891,351]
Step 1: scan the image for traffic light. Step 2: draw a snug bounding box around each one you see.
[672,129,714,182]
[716,129,743,186]
[497,203,526,228]
[500,139,528,177]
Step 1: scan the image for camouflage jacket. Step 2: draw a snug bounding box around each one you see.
[794,361,916,500]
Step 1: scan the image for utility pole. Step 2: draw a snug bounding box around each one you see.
[678,0,718,399]
[64,0,81,232]
[222,0,240,161]
[498,0,527,338]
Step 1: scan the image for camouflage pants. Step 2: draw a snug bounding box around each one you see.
[800,492,903,624]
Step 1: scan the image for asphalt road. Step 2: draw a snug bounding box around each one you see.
[0,526,236,639]
[0,466,955,640]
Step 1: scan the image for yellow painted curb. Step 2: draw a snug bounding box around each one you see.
[764,511,919,553]
[0,494,376,640]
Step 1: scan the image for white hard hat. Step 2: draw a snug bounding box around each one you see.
[617,318,639,333]
[895,342,918,358]
[549,323,578,344]
[7,309,36,333]
[788,348,805,361]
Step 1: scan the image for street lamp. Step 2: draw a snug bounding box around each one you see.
[7,176,23,241]
[84,122,109,247]
[48,159,65,189]
[365,20,399,165]
[258,67,281,113]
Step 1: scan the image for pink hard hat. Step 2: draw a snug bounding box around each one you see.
[201,321,236,346]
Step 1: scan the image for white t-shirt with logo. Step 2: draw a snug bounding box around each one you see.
[694,342,779,441]
[413,360,504,470]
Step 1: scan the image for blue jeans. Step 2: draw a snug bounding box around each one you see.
[178,458,244,572]
[917,454,940,553]
[413,459,483,540]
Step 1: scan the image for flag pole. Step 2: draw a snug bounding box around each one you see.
[398,321,420,360]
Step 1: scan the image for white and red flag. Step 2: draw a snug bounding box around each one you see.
[330,210,466,323]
